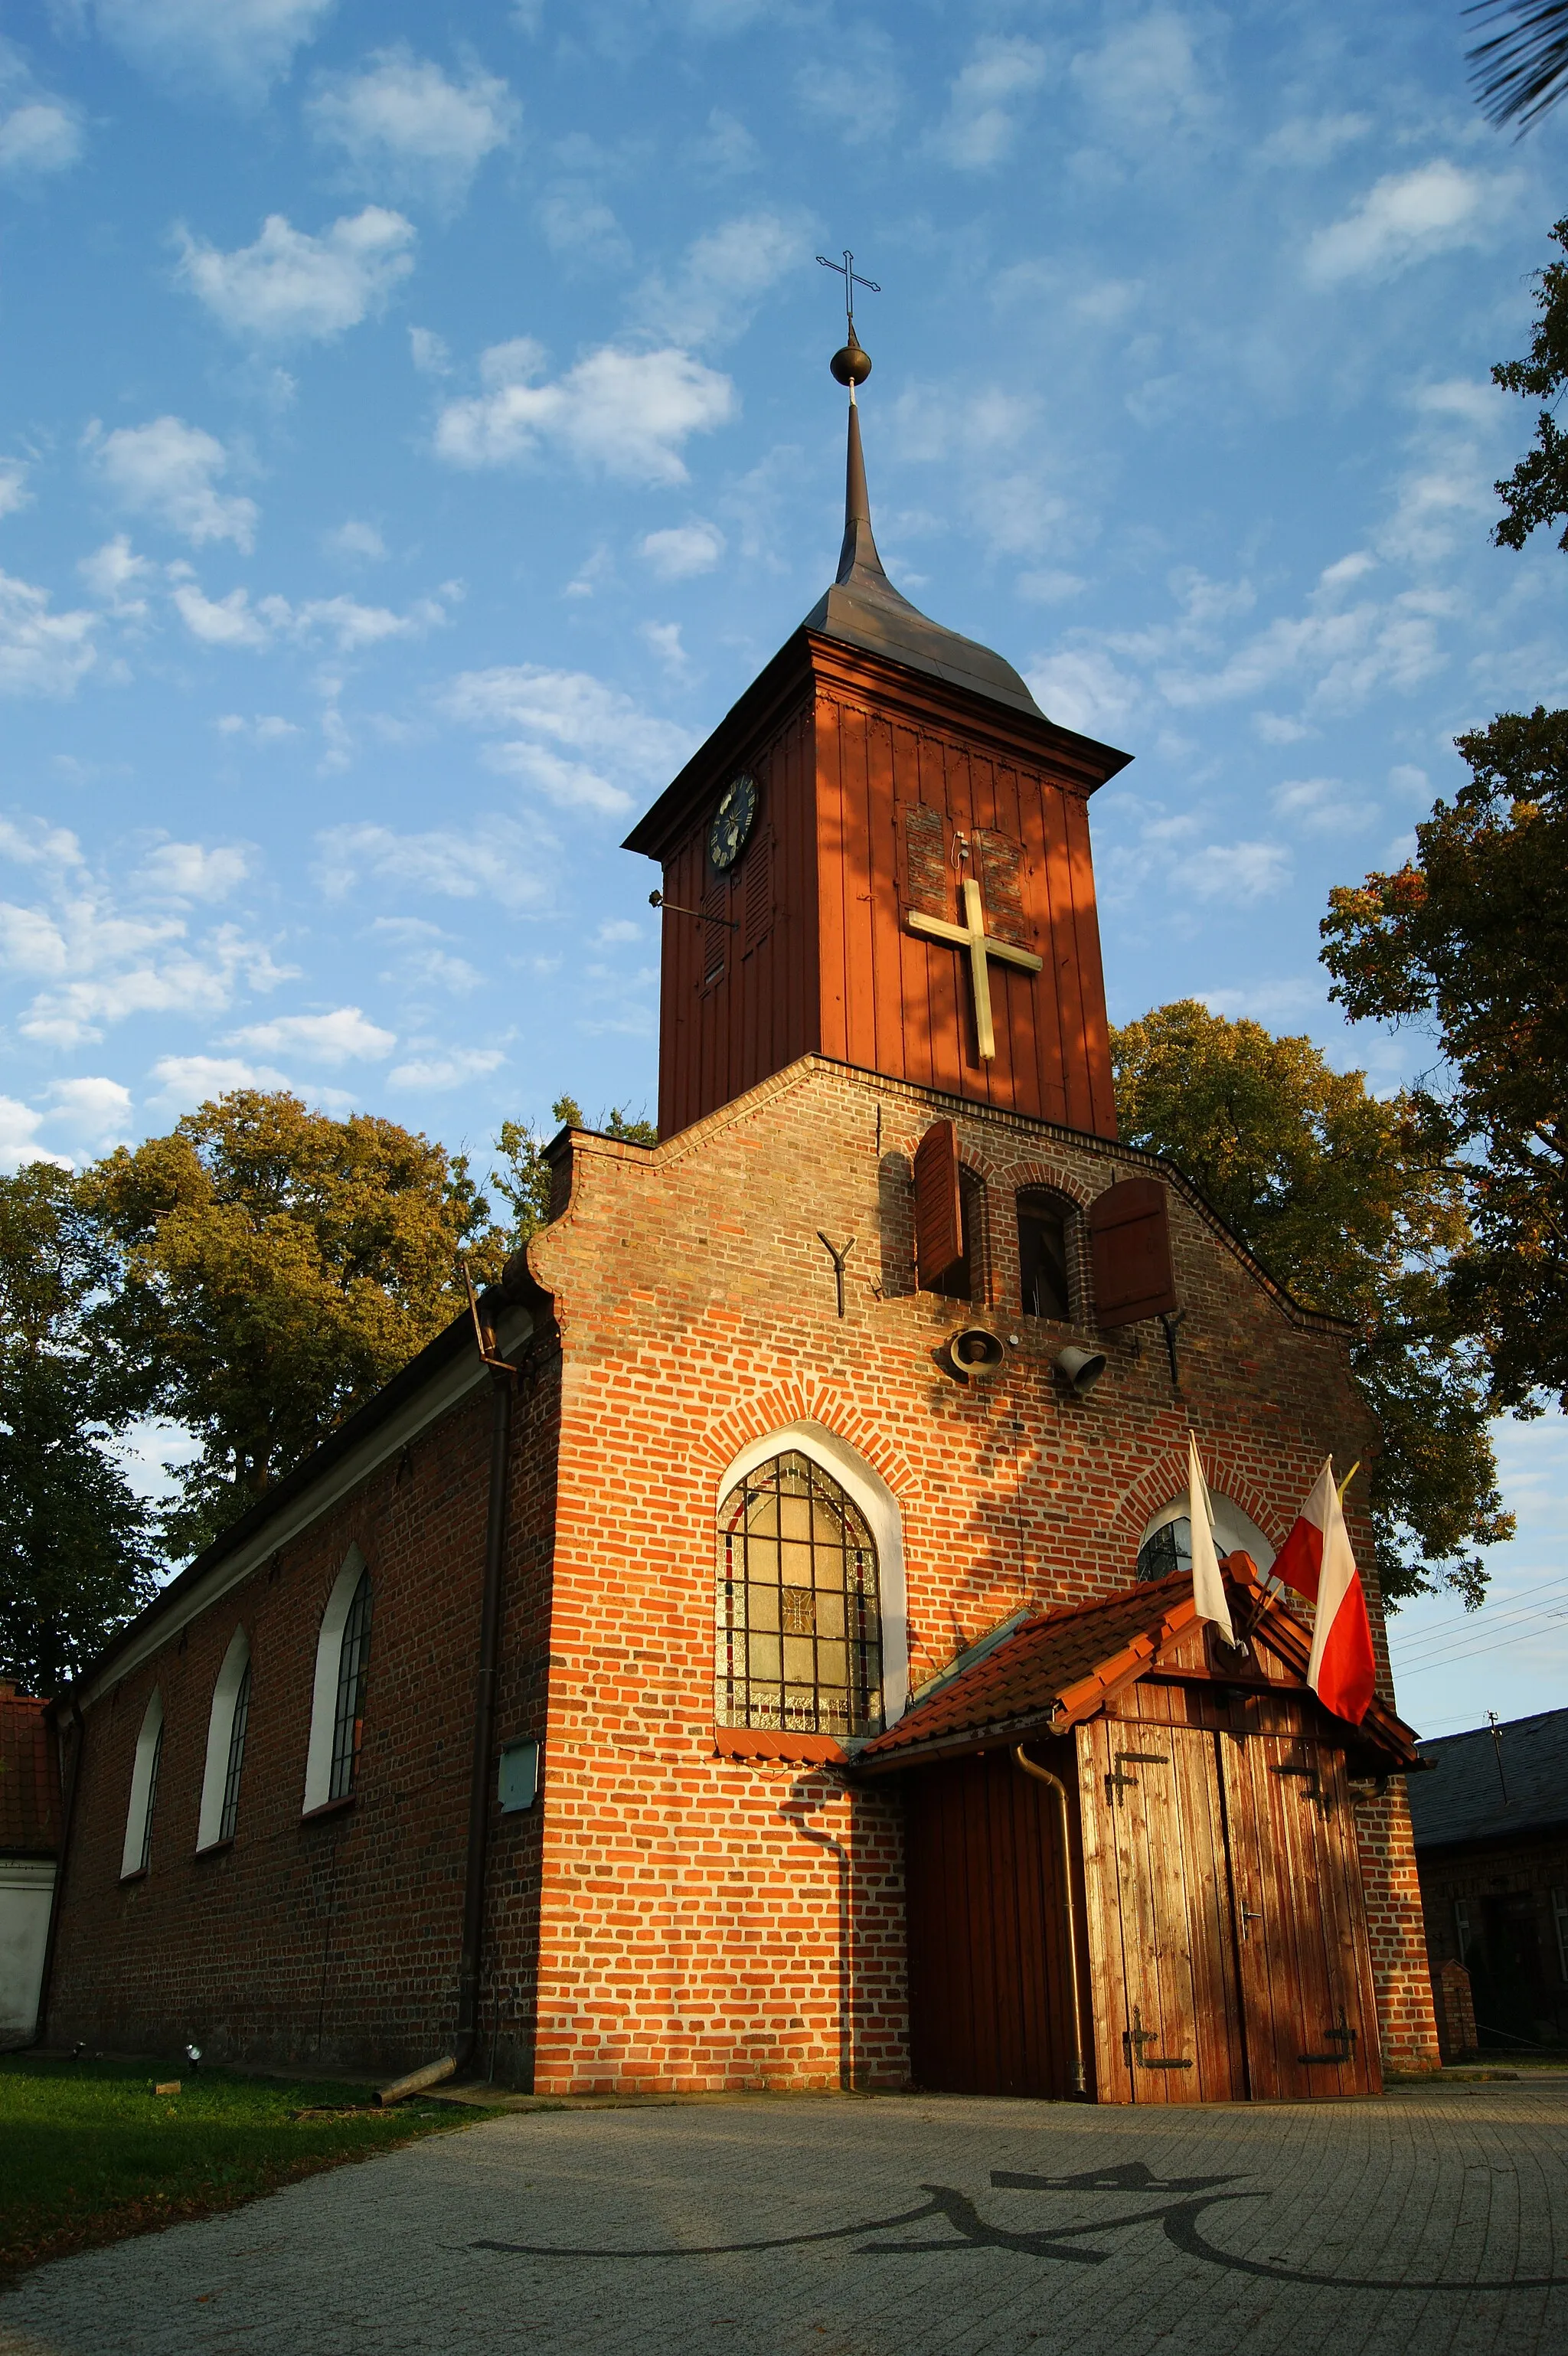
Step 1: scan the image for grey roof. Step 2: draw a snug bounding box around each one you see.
[802,397,1047,721]
[1407,1707,1568,1850]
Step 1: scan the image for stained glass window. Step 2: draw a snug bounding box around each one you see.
[717,1452,882,1737]
[328,1570,371,1802]
[138,1720,162,1874]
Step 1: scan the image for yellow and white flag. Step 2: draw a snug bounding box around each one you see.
[1187,1431,1234,1645]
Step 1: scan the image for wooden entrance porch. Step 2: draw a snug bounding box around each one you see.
[854,1568,1421,2103]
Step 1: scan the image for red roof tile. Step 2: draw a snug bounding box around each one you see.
[0,1689,60,1854]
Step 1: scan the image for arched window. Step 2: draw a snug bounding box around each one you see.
[197,1626,252,1850]
[302,1548,374,1813]
[717,1451,883,1737]
[1017,1188,1072,1320]
[329,1571,372,1802]
[120,1689,164,1880]
[1135,1495,1276,1582]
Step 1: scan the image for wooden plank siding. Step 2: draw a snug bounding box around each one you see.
[904,1745,1089,2100]
[645,632,1125,1140]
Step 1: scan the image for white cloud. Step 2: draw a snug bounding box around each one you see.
[1388,763,1432,801]
[307,46,516,210]
[1027,646,1141,736]
[0,568,98,697]
[1018,570,1087,606]
[1305,162,1517,287]
[930,34,1045,168]
[0,458,28,518]
[323,518,387,562]
[79,534,156,616]
[685,108,760,174]
[796,28,903,139]
[0,1093,49,1171]
[1070,12,1211,136]
[171,578,456,652]
[134,840,253,900]
[445,662,690,776]
[172,581,273,647]
[314,817,554,913]
[1259,113,1371,169]
[0,816,82,868]
[538,189,632,272]
[483,739,632,816]
[229,1005,394,1063]
[1101,807,1292,913]
[86,416,257,550]
[594,918,641,946]
[176,207,416,343]
[0,96,84,178]
[638,619,688,678]
[409,325,450,374]
[44,1075,134,1152]
[370,917,481,994]
[636,211,809,349]
[639,520,725,579]
[387,1045,505,1089]
[435,341,734,485]
[216,712,299,742]
[146,1052,289,1110]
[92,0,336,103]
[1270,776,1376,834]
[6,910,289,1047]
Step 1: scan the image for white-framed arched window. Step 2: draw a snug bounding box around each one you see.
[714,1422,909,1734]
[302,1547,373,1814]
[1136,1494,1276,1582]
[120,1688,165,1880]
[197,1626,251,1851]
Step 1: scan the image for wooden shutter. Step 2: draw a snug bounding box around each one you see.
[914,1119,963,1289]
[1088,1177,1178,1327]
[742,828,773,954]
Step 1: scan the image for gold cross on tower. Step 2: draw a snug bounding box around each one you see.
[909,876,1044,1060]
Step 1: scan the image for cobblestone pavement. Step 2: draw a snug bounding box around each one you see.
[2,2081,1565,2356]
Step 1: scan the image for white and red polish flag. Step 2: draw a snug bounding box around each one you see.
[1187,1432,1235,1646]
[1272,1459,1377,1724]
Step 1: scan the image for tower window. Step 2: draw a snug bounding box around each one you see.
[1017,1191,1071,1320]
[717,1451,883,1738]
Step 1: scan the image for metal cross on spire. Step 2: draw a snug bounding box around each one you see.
[816,247,880,336]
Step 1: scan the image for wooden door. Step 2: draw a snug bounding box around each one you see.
[1220,1733,1382,2097]
[904,1747,1084,2099]
[1076,1720,1246,2103]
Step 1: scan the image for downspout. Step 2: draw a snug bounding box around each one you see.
[1014,1743,1088,2098]
[452,1281,518,2078]
[32,1693,84,2046]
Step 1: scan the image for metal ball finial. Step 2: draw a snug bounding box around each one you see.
[831,334,873,387]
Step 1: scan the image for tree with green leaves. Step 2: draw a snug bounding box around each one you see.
[85,1090,511,1564]
[1488,216,1568,552]
[488,1095,657,1252]
[1321,707,1568,1422]
[0,1163,159,1694]
[1111,1002,1511,1607]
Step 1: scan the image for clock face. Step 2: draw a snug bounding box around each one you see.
[707,772,758,872]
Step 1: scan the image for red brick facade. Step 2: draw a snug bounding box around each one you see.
[45,1053,1439,2087]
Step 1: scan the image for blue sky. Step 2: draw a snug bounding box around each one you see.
[2,0,1564,1729]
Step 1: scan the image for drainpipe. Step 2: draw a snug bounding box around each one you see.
[451,1283,518,2079]
[1014,1743,1088,2098]
[32,1693,84,2045]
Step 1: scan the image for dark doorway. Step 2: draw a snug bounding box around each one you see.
[1017,1191,1070,1320]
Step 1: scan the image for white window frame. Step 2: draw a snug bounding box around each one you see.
[302,1546,370,1815]
[120,1688,165,1880]
[1138,1492,1276,1573]
[716,1420,909,1727]
[196,1626,251,1851]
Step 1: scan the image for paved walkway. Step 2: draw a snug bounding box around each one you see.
[2,2081,1565,2356]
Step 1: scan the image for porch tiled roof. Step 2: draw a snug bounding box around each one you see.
[856,1575,1195,1769]
[0,1687,60,1854]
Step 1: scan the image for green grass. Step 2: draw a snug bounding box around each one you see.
[0,2053,497,2280]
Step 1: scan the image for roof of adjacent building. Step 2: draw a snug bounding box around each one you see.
[1407,1707,1568,1851]
[0,1685,61,1855]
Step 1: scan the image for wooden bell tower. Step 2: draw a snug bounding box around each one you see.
[624,345,1132,1143]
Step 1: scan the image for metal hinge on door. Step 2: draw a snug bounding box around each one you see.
[1105,1750,1170,1805]
[1270,1758,1333,1815]
[1122,2005,1193,2071]
[1298,2007,1357,2066]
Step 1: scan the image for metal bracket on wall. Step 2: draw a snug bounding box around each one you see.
[1122,2005,1193,2070]
[1158,1308,1185,1386]
[1298,2007,1357,2065]
[816,1231,857,1318]
[1271,1758,1333,1816]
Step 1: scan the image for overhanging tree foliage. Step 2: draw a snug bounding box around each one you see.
[85,1091,510,1564]
[1111,1002,1511,1607]
[1321,707,1568,1421]
[1487,215,1568,551]
[0,1164,158,1694]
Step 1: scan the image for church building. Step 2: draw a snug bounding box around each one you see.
[39,327,1441,2103]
